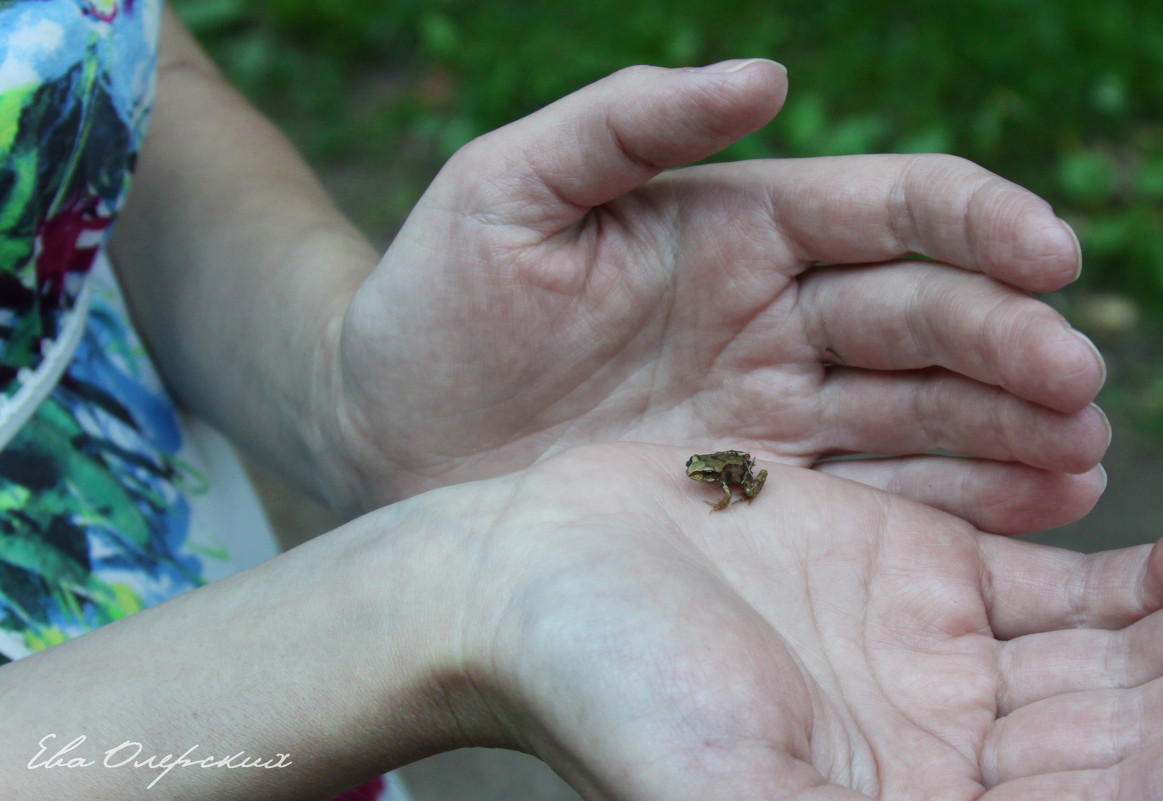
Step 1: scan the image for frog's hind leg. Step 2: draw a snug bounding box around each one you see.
[706,483,733,512]
[743,469,769,502]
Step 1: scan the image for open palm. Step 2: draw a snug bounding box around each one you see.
[429,443,1163,800]
[333,62,1107,531]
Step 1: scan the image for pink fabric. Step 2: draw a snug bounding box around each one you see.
[330,776,388,801]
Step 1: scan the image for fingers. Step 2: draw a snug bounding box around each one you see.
[981,678,1163,786]
[815,369,1109,472]
[442,61,788,235]
[997,612,1163,712]
[979,537,1163,640]
[982,605,1163,789]
[749,154,1083,292]
[814,456,1106,536]
[799,260,1106,412]
[978,754,1163,801]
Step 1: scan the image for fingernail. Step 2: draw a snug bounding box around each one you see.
[1097,463,1108,493]
[696,58,787,75]
[1090,402,1113,450]
[1059,218,1083,281]
[1071,328,1108,387]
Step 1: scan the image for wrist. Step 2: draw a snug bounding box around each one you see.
[295,499,504,761]
[294,238,381,514]
[313,255,426,515]
[350,491,520,752]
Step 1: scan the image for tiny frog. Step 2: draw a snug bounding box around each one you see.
[685,450,768,512]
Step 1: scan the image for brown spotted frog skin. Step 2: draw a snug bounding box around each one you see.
[685,450,768,512]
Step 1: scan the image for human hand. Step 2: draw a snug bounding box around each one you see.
[5,443,1155,799]
[407,443,1163,801]
[329,61,1108,531]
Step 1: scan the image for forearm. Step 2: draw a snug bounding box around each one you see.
[0,508,473,799]
[108,8,377,506]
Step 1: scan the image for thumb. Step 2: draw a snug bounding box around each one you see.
[443,60,788,233]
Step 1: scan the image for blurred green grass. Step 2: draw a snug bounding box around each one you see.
[172,0,1163,429]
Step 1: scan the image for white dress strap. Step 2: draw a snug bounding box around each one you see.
[0,277,93,453]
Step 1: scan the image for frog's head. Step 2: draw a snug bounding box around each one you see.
[685,454,720,482]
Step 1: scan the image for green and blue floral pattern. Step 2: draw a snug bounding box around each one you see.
[0,0,230,663]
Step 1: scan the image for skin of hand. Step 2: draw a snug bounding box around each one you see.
[435,444,1163,801]
[2,442,1159,800]
[327,60,1109,529]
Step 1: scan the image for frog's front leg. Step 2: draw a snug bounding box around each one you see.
[706,482,733,512]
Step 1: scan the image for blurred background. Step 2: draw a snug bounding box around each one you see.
[168,0,1162,797]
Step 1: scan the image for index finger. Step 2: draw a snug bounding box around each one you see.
[755,154,1082,293]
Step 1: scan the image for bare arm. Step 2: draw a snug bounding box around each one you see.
[109,7,375,508]
[0,502,474,799]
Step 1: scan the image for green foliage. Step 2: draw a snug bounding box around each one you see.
[171,0,1163,313]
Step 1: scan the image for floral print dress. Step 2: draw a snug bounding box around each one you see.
[0,0,218,665]
[0,3,402,798]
